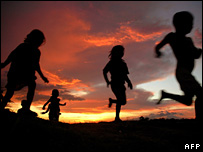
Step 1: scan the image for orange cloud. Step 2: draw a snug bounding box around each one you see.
[44,70,81,86]
[84,25,164,46]
[119,25,163,42]
[42,69,94,97]
[84,36,118,47]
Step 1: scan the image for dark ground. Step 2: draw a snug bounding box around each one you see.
[0,110,202,152]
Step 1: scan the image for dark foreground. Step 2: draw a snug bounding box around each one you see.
[0,110,202,152]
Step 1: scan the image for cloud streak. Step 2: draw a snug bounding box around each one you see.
[84,25,166,46]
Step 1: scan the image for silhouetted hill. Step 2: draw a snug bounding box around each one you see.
[0,110,202,152]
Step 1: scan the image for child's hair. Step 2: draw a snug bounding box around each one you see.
[52,89,59,97]
[108,45,125,60]
[24,29,46,47]
[173,11,193,32]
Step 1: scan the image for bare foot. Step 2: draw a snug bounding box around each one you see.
[156,90,166,105]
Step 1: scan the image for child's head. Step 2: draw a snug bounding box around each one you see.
[52,89,59,97]
[173,11,193,35]
[24,29,46,47]
[109,45,125,60]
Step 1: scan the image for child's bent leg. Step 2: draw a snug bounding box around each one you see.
[157,90,193,106]
[27,81,36,109]
[108,98,117,108]
[1,88,14,109]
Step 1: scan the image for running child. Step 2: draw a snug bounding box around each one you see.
[155,11,202,120]
[103,45,133,122]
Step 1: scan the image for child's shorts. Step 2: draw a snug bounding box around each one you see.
[111,82,127,105]
[176,68,202,96]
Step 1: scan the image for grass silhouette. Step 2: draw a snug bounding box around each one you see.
[0,110,201,151]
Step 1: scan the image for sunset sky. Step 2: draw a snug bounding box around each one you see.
[1,1,202,123]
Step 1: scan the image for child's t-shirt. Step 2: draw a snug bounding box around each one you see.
[164,32,201,72]
[8,43,40,79]
[6,43,41,90]
[103,59,129,84]
[49,96,60,113]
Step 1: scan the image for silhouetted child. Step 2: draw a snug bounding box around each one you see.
[42,89,66,121]
[1,29,49,115]
[103,45,133,122]
[17,100,37,117]
[155,11,202,120]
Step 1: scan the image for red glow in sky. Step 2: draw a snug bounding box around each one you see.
[1,1,202,123]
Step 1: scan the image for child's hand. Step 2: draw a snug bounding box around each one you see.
[42,76,49,83]
[63,102,66,106]
[128,82,133,90]
[155,50,162,58]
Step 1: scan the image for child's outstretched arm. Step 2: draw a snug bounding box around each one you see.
[155,33,170,58]
[1,50,15,69]
[59,102,66,106]
[36,63,49,83]
[34,52,49,83]
[42,99,51,110]
[41,104,50,114]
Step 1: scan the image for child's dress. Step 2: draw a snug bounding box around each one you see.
[6,43,40,91]
[103,58,129,105]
